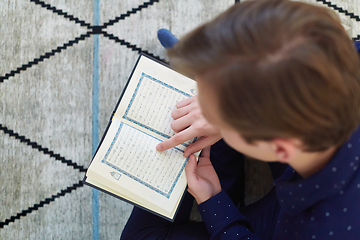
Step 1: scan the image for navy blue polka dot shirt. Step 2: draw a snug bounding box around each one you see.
[199,125,360,240]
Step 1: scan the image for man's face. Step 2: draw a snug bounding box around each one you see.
[196,77,278,161]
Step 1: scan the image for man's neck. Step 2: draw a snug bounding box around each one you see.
[289,146,338,178]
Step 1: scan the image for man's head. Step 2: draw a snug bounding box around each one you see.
[168,0,360,152]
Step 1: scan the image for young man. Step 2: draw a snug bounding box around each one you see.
[121,0,360,239]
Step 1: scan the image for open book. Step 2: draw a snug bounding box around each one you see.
[84,54,198,221]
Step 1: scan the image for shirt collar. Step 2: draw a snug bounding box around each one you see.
[274,125,360,215]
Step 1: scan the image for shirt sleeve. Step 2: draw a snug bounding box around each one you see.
[198,190,262,240]
[355,40,360,54]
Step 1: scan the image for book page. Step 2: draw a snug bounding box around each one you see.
[85,177,180,219]
[102,121,187,198]
[87,119,189,214]
[113,55,198,148]
[122,73,193,146]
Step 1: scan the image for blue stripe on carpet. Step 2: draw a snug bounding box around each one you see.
[92,0,100,239]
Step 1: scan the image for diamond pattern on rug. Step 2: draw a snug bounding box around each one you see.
[0,0,359,239]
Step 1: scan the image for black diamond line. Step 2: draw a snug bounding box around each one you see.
[102,31,167,63]
[30,0,92,29]
[0,123,87,173]
[30,0,160,33]
[0,28,167,82]
[102,0,160,29]
[316,0,360,22]
[1,0,358,233]
[0,32,92,83]
[1,0,165,83]
[0,180,84,228]
[0,0,166,230]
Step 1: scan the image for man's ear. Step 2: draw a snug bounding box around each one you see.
[270,138,300,163]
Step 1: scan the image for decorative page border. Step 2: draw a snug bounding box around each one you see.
[123,72,193,147]
[101,122,188,199]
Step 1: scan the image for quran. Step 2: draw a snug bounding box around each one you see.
[84,54,198,221]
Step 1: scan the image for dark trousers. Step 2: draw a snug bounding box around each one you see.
[120,140,287,240]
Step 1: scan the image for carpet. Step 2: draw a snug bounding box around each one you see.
[0,0,359,239]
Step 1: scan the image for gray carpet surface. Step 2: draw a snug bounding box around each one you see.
[0,0,359,239]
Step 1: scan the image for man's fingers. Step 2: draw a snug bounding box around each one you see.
[171,105,190,120]
[171,103,197,120]
[156,129,198,151]
[185,155,198,186]
[176,96,196,109]
[171,114,194,133]
[184,136,222,157]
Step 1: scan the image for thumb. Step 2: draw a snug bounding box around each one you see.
[185,155,198,185]
[184,136,221,157]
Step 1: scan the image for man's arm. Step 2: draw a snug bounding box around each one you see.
[185,148,261,240]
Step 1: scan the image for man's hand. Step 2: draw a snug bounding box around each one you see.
[185,147,222,204]
[156,96,221,157]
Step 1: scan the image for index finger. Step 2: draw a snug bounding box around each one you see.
[156,128,198,151]
[176,96,196,109]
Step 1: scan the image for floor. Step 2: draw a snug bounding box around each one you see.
[0,0,359,239]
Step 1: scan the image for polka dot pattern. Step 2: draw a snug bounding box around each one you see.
[197,127,360,239]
